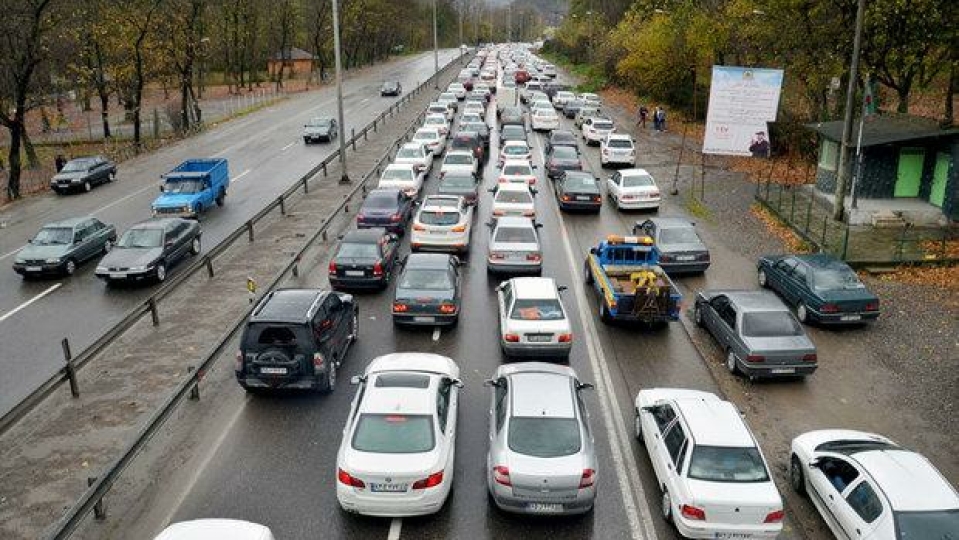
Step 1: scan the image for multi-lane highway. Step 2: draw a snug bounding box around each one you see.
[0,50,458,416]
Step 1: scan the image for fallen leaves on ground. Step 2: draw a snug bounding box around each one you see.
[871,265,959,292]
[919,239,959,259]
[750,203,813,253]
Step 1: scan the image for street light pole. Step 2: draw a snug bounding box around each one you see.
[832,0,866,221]
[433,0,439,89]
[332,0,349,183]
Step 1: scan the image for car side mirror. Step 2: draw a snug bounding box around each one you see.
[164,241,174,248]
[483,378,501,388]
[27,239,33,244]
[534,223,543,229]
[350,375,366,385]
[808,457,823,469]
[589,247,597,255]
[451,378,464,388]
[158,184,165,193]
[558,285,568,292]
[576,382,594,391]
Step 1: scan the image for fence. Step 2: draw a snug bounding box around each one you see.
[755,180,959,265]
[36,52,466,540]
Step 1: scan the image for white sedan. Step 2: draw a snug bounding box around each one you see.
[378,163,426,198]
[440,150,479,178]
[790,430,959,540]
[497,159,538,186]
[154,520,274,540]
[491,182,536,218]
[393,142,434,175]
[412,127,447,157]
[635,388,784,539]
[601,133,636,166]
[423,113,450,137]
[336,353,463,517]
[498,140,532,166]
[496,277,572,359]
[530,108,560,132]
[607,168,660,210]
[411,195,474,253]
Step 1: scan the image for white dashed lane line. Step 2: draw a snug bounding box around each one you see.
[232,169,252,183]
[432,327,442,341]
[387,518,402,540]
[0,283,63,324]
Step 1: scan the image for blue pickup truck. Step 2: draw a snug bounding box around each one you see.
[152,158,230,219]
[584,234,682,325]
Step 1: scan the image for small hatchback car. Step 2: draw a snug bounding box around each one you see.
[496,277,572,360]
[235,289,358,393]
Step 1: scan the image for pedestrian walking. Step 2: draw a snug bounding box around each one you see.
[638,105,648,129]
[55,153,67,172]
[654,107,667,132]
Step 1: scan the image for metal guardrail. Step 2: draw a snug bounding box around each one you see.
[42,53,467,540]
[0,53,466,438]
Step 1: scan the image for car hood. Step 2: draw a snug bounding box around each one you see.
[394,288,456,302]
[742,335,816,353]
[153,193,198,207]
[52,171,86,181]
[100,247,163,268]
[17,243,70,260]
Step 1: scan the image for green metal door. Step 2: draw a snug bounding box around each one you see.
[894,148,924,197]
[930,152,950,207]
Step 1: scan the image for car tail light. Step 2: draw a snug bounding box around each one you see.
[490,252,505,260]
[451,224,467,233]
[390,213,403,222]
[681,504,706,521]
[561,195,571,202]
[328,261,337,274]
[498,177,507,183]
[659,254,673,262]
[602,149,609,156]
[745,354,765,363]
[821,303,840,313]
[529,177,536,185]
[592,195,601,202]
[356,213,366,222]
[558,333,572,343]
[338,468,366,488]
[578,468,595,488]
[393,303,409,313]
[504,333,520,342]
[373,260,383,277]
[439,303,457,314]
[492,466,511,486]
[649,191,661,198]
[312,352,325,369]
[413,223,427,231]
[412,470,444,490]
[697,253,711,261]
[440,171,446,179]
[235,350,244,372]
[522,210,535,217]
[764,509,785,523]
[802,353,818,362]
[865,301,879,311]
[526,253,541,262]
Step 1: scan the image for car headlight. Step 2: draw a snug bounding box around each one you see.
[96,266,107,273]
[182,205,191,212]
[71,178,81,183]
[129,266,148,272]
[45,258,61,264]
[15,258,25,264]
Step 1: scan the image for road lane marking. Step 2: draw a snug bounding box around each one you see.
[361,98,371,104]
[232,169,252,183]
[0,283,63,324]
[432,328,441,341]
[387,518,402,540]
[534,132,657,540]
[281,141,296,152]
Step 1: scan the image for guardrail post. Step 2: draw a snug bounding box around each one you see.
[88,477,106,519]
[292,254,301,278]
[187,366,200,400]
[279,196,286,216]
[373,118,377,132]
[302,177,309,194]
[246,221,255,242]
[351,129,356,151]
[148,298,160,326]
[205,256,215,277]
[364,128,368,141]
[62,338,80,398]
[344,198,350,214]
[322,161,328,177]
[322,230,328,242]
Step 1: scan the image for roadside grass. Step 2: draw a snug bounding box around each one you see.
[684,196,712,222]
[540,51,607,93]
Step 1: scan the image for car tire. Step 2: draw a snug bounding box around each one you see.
[83,181,92,192]
[190,236,201,255]
[790,455,807,496]
[103,239,114,254]
[726,350,739,374]
[599,297,613,324]
[661,490,673,524]
[64,258,77,276]
[322,360,337,394]
[215,190,225,207]
[155,261,167,283]
[758,269,768,288]
[694,304,704,327]
[797,303,809,323]
[194,203,203,216]
[634,412,643,441]
[108,171,116,182]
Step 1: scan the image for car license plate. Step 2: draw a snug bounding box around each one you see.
[841,315,861,321]
[110,272,127,279]
[413,316,435,323]
[715,534,755,539]
[527,334,551,342]
[676,255,696,261]
[25,266,42,272]
[370,483,407,493]
[345,270,365,277]
[526,502,563,513]
[576,196,591,201]
[260,367,288,375]
[771,368,795,374]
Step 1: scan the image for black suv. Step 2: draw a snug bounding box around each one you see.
[236,289,357,394]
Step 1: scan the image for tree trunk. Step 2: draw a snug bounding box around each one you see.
[945,61,955,127]
[181,74,191,131]
[6,120,23,200]
[99,91,111,138]
[896,85,910,113]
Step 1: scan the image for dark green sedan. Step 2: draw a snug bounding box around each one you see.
[757,254,880,325]
[13,217,117,277]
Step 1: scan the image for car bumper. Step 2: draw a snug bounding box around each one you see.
[236,373,323,390]
[13,262,65,276]
[674,516,782,539]
[616,198,660,210]
[358,222,405,234]
[558,199,602,211]
[532,122,558,131]
[488,483,594,516]
[51,182,84,192]
[304,135,331,142]
[337,482,449,517]
[392,312,459,326]
[811,310,880,324]
[501,341,572,359]
[602,156,636,166]
[329,275,388,290]
[410,238,470,253]
[95,268,157,282]
[487,260,542,275]
[660,261,711,274]
[153,208,197,219]
[737,360,818,378]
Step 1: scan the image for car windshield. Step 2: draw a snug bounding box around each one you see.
[504,145,529,156]
[660,227,701,244]
[494,226,536,243]
[508,417,581,458]
[33,227,74,245]
[118,228,163,249]
[687,445,771,483]
[419,211,461,226]
[163,180,204,194]
[594,121,614,130]
[396,147,422,159]
[462,123,486,134]
[445,154,473,165]
[504,164,531,176]
[308,119,331,127]
[895,509,959,540]
[441,176,475,188]
[352,414,435,454]
[552,147,578,159]
[399,268,453,290]
[61,159,94,172]
[742,312,804,337]
[495,190,533,204]
[622,174,654,188]
[608,139,633,149]
[364,194,396,209]
[337,242,379,259]
[510,298,565,320]
[383,169,413,180]
[812,268,865,290]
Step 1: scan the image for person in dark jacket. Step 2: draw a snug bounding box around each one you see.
[55,154,67,172]
[749,132,770,158]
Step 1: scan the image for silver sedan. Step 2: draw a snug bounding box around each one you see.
[485,362,596,515]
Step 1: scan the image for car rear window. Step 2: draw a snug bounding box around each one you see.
[444,154,473,165]
[503,145,529,156]
[494,226,536,243]
[811,269,865,291]
[441,175,474,188]
[895,509,959,539]
[415,131,438,141]
[396,147,422,159]
[337,241,380,259]
[419,211,461,226]
[399,269,453,290]
[564,176,598,190]
[495,190,533,204]
[352,414,435,453]
[594,121,614,130]
[508,417,581,458]
[660,227,701,244]
[382,168,413,180]
[742,312,803,337]
[504,164,531,175]
[364,194,396,208]
[552,147,578,159]
[608,139,633,148]
[687,445,770,483]
[510,298,564,320]
[622,174,654,188]
[244,323,311,353]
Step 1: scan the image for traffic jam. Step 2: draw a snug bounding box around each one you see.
[165,45,957,539]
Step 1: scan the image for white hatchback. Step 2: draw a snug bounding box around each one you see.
[497,159,538,186]
[378,163,426,198]
[337,353,463,517]
[607,168,660,210]
[491,182,536,219]
[496,277,572,359]
[582,117,615,145]
[412,127,447,157]
[447,82,467,100]
[498,140,532,166]
[601,133,636,166]
[635,388,784,539]
[530,109,560,132]
[411,195,474,254]
[440,150,479,178]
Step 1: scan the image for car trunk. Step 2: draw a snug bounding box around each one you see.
[507,453,584,502]
[685,478,780,526]
[343,449,441,495]
[509,319,569,344]
[489,242,540,263]
[822,288,878,313]
[244,324,313,379]
[334,256,379,279]
[744,336,816,366]
[395,288,455,314]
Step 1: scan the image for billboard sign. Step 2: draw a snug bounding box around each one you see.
[703,66,784,157]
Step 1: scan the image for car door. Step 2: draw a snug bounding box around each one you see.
[836,478,885,539]
[436,379,457,475]
[769,258,798,297]
[77,220,102,261]
[607,172,621,199]
[704,296,731,344]
[68,224,87,262]
[324,294,349,357]
[661,421,690,508]
[783,261,809,305]
[642,403,677,484]
[497,281,513,338]
[807,455,862,538]
[382,234,399,272]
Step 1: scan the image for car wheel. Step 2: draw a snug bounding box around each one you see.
[599,297,612,324]
[661,490,673,523]
[758,269,768,288]
[797,303,809,323]
[634,412,643,441]
[584,262,594,285]
[790,455,807,496]
[323,360,337,394]
[190,236,201,255]
[350,309,359,342]
[83,181,92,192]
[726,351,739,374]
[694,304,704,327]
[64,258,77,276]
[103,239,114,254]
[215,190,225,207]
[155,262,167,282]
[194,203,203,216]
[108,171,116,182]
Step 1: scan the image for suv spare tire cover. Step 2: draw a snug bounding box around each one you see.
[257,348,292,364]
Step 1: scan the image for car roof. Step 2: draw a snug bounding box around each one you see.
[619,168,651,176]
[550,130,576,139]
[496,182,531,192]
[251,289,326,324]
[342,228,387,243]
[714,290,789,312]
[503,140,529,147]
[366,187,401,198]
[154,519,273,540]
[406,252,454,269]
[130,218,180,230]
[501,159,532,167]
[362,375,436,415]
[399,142,425,151]
[606,133,632,141]
[510,277,558,299]
[852,450,959,511]
[509,370,575,418]
[384,163,415,171]
[44,216,90,228]
[674,397,756,447]
[794,253,850,270]
[494,216,535,228]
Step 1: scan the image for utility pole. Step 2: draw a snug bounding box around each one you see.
[507,3,512,43]
[332,0,349,183]
[433,0,439,89]
[458,0,463,47]
[832,0,866,221]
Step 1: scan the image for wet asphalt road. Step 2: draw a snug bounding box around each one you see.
[0,50,458,416]
[157,85,808,540]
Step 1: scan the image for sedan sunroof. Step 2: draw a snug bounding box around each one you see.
[374,373,430,388]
